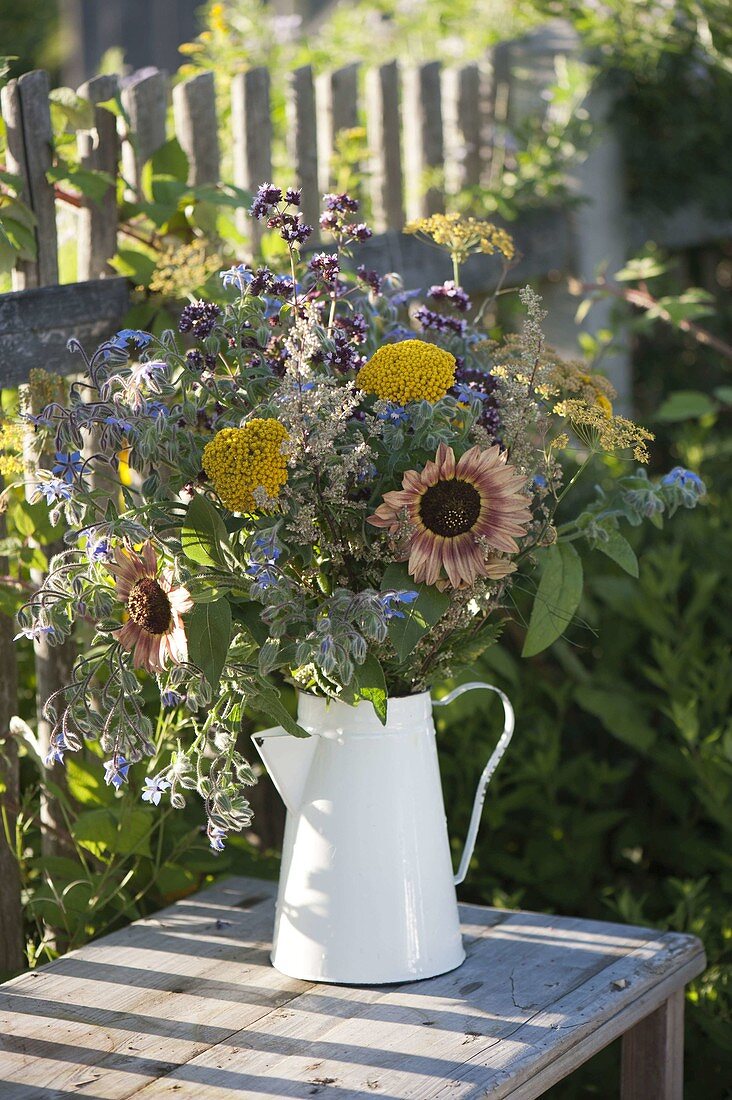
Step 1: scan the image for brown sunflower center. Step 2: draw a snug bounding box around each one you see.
[127,577,172,635]
[419,478,482,537]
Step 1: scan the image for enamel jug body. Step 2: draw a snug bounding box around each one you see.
[253,684,513,985]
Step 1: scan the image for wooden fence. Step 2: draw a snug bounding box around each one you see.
[0,25,609,385]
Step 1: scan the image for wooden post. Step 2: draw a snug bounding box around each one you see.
[621,991,685,1100]
[231,67,272,245]
[443,63,483,197]
[315,63,359,193]
[285,65,320,232]
[364,61,404,233]
[0,70,59,290]
[19,381,75,864]
[77,74,119,281]
[402,61,444,220]
[173,70,220,187]
[0,485,24,977]
[120,68,168,197]
[503,26,632,409]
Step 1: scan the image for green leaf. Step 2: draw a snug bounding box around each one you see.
[655,390,717,422]
[72,806,153,857]
[110,247,157,287]
[49,87,95,130]
[380,562,450,663]
[713,386,732,406]
[187,598,232,690]
[47,163,114,205]
[522,542,583,657]
[0,168,25,192]
[250,679,309,738]
[11,498,56,542]
[575,685,655,753]
[65,755,114,807]
[351,652,388,724]
[181,494,231,567]
[230,599,270,645]
[150,137,189,182]
[595,529,639,578]
[141,138,190,204]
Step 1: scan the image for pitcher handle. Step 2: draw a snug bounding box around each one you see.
[432,681,515,886]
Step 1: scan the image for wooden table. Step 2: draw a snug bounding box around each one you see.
[0,876,705,1099]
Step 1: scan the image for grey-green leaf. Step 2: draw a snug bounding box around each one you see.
[187,598,232,690]
[522,542,583,657]
[595,529,639,577]
[381,562,450,663]
[352,652,388,725]
[182,495,231,567]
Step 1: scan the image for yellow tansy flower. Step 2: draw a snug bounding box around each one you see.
[356,340,456,405]
[202,420,290,512]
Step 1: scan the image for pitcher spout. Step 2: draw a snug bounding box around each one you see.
[252,726,317,814]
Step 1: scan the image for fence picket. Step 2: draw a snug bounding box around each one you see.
[286,66,320,231]
[365,61,404,233]
[315,63,360,193]
[77,74,119,280]
[402,61,445,220]
[443,63,483,196]
[120,68,168,197]
[231,67,272,245]
[173,70,220,187]
[0,71,58,290]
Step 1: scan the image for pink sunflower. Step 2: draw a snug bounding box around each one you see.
[107,542,192,673]
[368,442,532,589]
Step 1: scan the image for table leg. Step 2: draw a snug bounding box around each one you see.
[621,989,685,1100]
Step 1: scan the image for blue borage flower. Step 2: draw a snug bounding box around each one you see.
[661,467,705,494]
[453,381,492,405]
[141,775,171,806]
[14,623,55,643]
[246,537,282,593]
[86,537,111,563]
[380,590,419,620]
[44,732,67,767]
[52,451,83,484]
[376,404,410,425]
[207,823,228,852]
[103,755,130,790]
[103,414,133,432]
[33,478,73,505]
[220,263,252,291]
[161,689,184,709]
[108,329,153,351]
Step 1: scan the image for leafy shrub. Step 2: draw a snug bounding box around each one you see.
[438,452,731,1096]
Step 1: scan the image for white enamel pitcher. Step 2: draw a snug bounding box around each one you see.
[252,681,514,985]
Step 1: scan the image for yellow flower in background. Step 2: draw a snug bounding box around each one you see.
[209,2,227,34]
[595,393,613,419]
[404,213,515,265]
[356,340,456,405]
[554,398,653,463]
[0,420,25,479]
[202,420,290,512]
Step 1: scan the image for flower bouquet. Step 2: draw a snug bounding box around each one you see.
[12,185,705,977]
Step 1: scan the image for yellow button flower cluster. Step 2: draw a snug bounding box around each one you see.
[356,339,456,405]
[202,419,290,512]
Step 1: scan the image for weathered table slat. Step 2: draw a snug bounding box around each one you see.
[0,876,705,1099]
